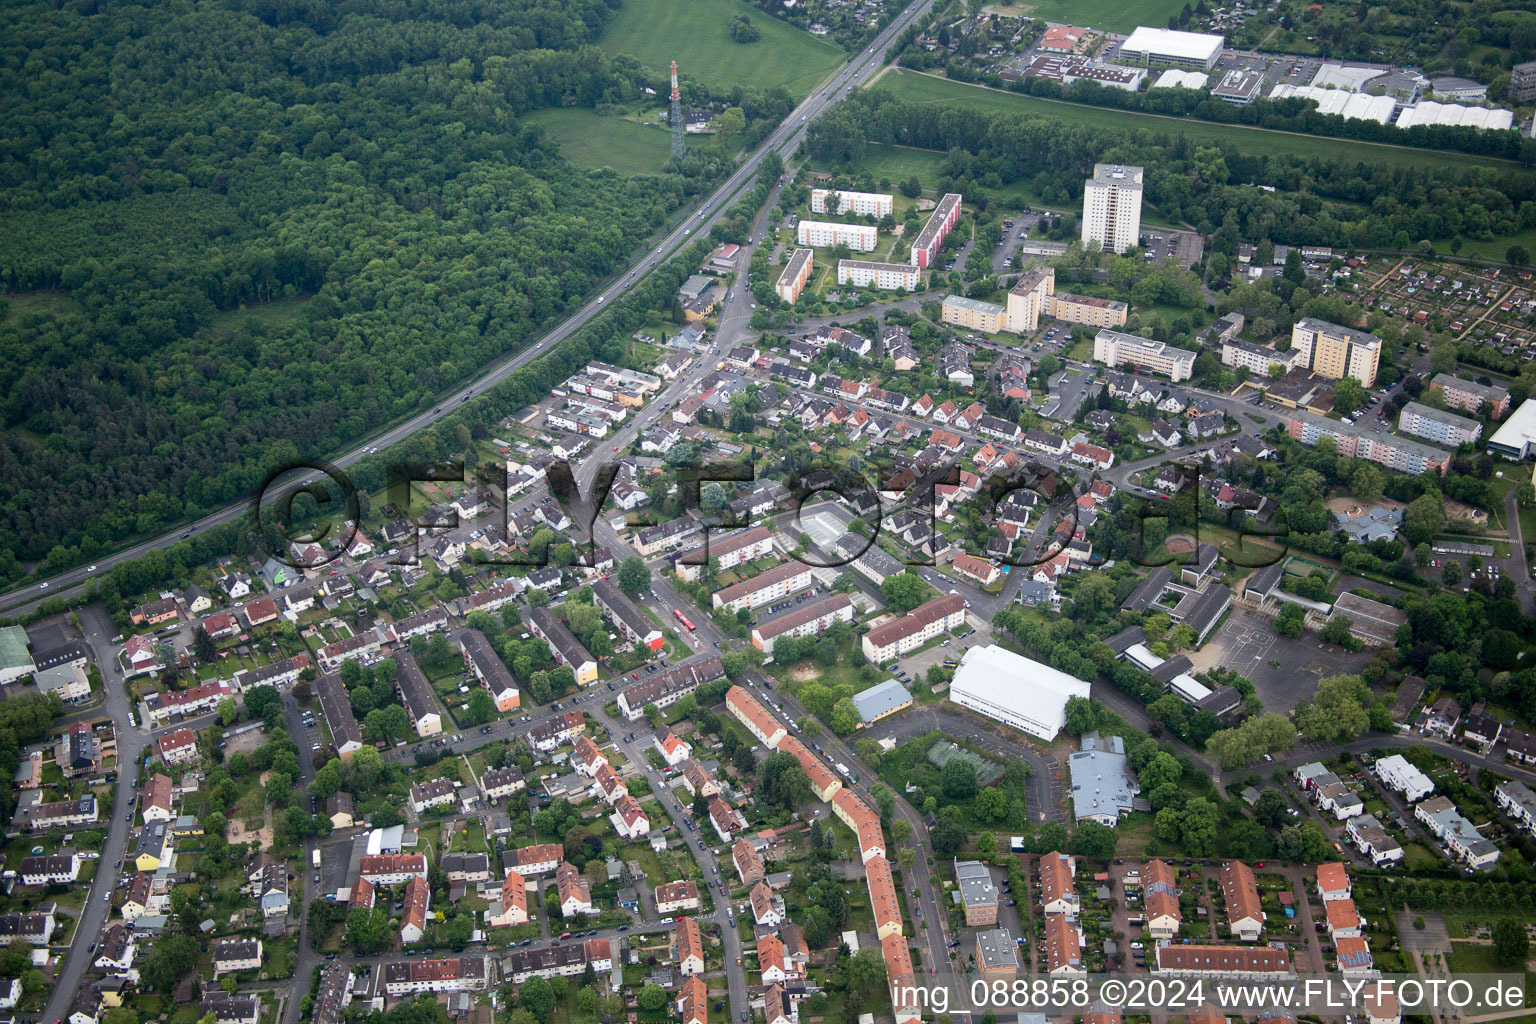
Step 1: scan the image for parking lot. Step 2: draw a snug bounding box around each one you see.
[1137,229,1205,269]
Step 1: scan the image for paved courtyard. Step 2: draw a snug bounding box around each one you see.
[1190,611,1375,713]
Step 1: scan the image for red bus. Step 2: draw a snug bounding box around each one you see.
[673,608,696,632]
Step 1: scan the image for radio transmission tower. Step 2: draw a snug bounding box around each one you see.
[669,60,686,160]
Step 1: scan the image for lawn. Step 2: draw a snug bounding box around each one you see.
[523,108,673,176]
[1005,0,1190,35]
[869,72,1524,176]
[599,0,844,99]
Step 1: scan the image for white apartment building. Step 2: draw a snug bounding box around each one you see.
[1081,164,1143,254]
[796,220,878,252]
[812,189,894,217]
[1094,329,1195,381]
[1398,401,1482,446]
[837,259,919,290]
[1221,339,1303,376]
[1375,754,1434,802]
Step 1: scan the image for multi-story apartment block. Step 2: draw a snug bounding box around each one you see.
[1290,318,1381,386]
[750,594,855,658]
[593,579,664,652]
[837,259,920,290]
[954,859,999,925]
[776,248,814,305]
[1006,265,1054,333]
[1081,164,1143,254]
[712,561,813,613]
[1285,410,1451,475]
[1398,401,1482,446]
[910,193,962,268]
[796,221,878,251]
[383,957,489,996]
[615,657,723,720]
[1049,292,1128,328]
[1221,339,1303,377]
[395,652,443,737]
[460,628,523,711]
[861,594,966,663]
[672,526,774,582]
[527,608,597,687]
[358,853,429,885]
[727,685,787,748]
[811,189,894,217]
[1510,60,1536,103]
[941,295,1006,333]
[1093,329,1195,381]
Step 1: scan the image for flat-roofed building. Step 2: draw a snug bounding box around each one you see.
[1006,265,1055,333]
[1081,164,1144,254]
[954,859,999,925]
[1116,26,1224,70]
[776,248,814,305]
[812,189,894,217]
[1398,401,1482,446]
[1093,329,1194,381]
[797,221,877,251]
[838,259,920,290]
[1431,373,1510,418]
[1049,291,1128,328]
[1222,339,1303,376]
[976,927,1020,975]
[1291,318,1381,386]
[941,294,1006,333]
[911,193,962,268]
[1286,409,1452,475]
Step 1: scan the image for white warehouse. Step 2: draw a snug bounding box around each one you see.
[949,645,1092,741]
[796,221,878,252]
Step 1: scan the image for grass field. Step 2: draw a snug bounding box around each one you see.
[599,0,844,99]
[1005,0,1188,33]
[523,108,672,175]
[869,71,1523,175]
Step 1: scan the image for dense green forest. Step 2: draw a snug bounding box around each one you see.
[808,90,1536,247]
[0,0,783,582]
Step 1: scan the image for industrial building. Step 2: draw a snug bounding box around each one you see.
[1487,399,1536,459]
[1115,27,1225,71]
[1268,85,1397,125]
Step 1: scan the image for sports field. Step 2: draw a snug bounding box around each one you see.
[523,108,672,175]
[600,0,844,99]
[871,71,1521,174]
